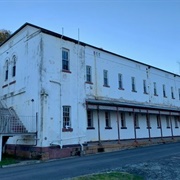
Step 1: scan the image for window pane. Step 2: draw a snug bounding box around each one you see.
[118,74,123,89]
[62,49,69,70]
[5,60,8,80]
[103,70,108,86]
[63,106,71,128]
[143,80,147,93]
[166,116,170,128]
[86,66,92,82]
[87,110,93,127]
[134,114,139,127]
[132,77,136,91]
[120,113,126,127]
[163,85,166,97]
[12,55,16,77]
[154,82,157,95]
[105,111,111,127]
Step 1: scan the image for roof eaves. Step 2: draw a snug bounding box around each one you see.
[0,22,30,47]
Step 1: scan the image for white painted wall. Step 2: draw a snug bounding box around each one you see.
[85,45,180,142]
[0,24,179,149]
[0,26,42,145]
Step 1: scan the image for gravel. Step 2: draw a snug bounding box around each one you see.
[116,154,180,180]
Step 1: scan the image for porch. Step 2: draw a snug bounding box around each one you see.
[86,99,180,144]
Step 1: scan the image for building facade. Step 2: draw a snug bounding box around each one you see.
[0,23,179,160]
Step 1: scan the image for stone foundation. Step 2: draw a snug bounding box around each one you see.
[5,144,82,160]
[85,136,180,155]
[4,136,180,160]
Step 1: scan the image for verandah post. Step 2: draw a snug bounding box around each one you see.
[116,107,120,144]
[97,106,101,145]
[0,135,2,161]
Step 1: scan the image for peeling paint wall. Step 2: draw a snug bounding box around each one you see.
[0,26,42,146]
[39,33,87,147]
[0,24,180,150]
[85,46,180,142]
[85,46,180,107]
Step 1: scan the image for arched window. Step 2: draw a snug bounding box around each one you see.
[5,60,8,80]
[12,55,17,77]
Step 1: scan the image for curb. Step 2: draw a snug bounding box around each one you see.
[1,160,41,168]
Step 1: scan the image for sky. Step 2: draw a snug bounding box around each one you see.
[1,0,180,74]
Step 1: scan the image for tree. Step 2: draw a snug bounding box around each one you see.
[0,29,11,44]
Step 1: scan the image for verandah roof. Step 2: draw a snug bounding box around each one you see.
[86,99,180,115]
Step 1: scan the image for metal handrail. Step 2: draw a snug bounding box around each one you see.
[0,115,36,134]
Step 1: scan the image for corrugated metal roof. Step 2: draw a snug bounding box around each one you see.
[86,99,180,113]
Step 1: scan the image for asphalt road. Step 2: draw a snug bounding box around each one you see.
[0,142,180,180]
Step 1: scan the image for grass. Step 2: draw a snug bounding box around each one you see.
[72,172,143,180]
[0,154,17,166]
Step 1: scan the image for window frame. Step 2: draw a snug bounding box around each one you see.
[171,87,175,99]
[105,111,111,129]
[86,65,92,83]
[118,73,124,90]
[134,113,139,129]
[143,79,148,94]
[120,112,126,129]
[166,116,170,128]
[87,110,94,129]
[131,77,136,92]
[178,88,180,100]
[163,84,167,98]
[174,116,179,128]
[103,70,109,87]
[156,115,161,128]
[63,106,71,128]
[12,55,17,77]
[62,48,70,71]
[5,60,9,81]
[146,114,151,129]
[153,82,158,96]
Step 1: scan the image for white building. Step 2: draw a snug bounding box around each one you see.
[0,23,179,160]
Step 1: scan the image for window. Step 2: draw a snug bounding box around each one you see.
[86,66,92,83]
[118,73,123,89]
[105,111,111,128]
[63,106,71,128]
[120,112,126,129]
[163,84,166,98]
[156,115,161,128]
[62,48,69,71]
[143,80,147,94]
[103,70,109,86]
[87,110,94,129]
[166,116,170,128]
[178,88,180,100]
[171,87,175,99]
[146,114,151,128]
[174,117,179,128]
[153,82,157,96]
[134,113,139,128]
[12,55,16,77]
[5,60,8,81]
[131,77,136,92]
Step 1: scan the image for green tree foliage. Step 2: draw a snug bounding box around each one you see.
[0,29,11,44]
